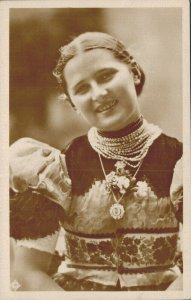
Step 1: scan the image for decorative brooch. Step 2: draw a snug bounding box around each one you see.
[105,161,136,195]
[103,161,137,220]
[102,160,150,220]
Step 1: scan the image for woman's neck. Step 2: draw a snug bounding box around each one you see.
[97,115,143,138]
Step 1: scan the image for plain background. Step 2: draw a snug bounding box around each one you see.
[10,8,182,149]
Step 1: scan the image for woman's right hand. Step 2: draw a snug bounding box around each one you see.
[10,137,71,210]
[10,137,60,192]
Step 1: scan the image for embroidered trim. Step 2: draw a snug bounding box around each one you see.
[64,232,178,268]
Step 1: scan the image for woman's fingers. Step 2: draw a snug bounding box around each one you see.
[41,148,52,157]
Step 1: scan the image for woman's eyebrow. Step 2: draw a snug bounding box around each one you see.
[95,67,115,76]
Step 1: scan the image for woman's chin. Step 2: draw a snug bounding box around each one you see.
[95,120,130,132]
[93,113,139,132]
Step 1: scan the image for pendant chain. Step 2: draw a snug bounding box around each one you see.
[98,153,144,205]
[90,118,162,220]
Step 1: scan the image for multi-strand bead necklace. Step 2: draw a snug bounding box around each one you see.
[88,117,162,220]
[88,118,162,169]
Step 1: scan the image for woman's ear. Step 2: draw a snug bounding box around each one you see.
[57,93,69,103]
[57,93,76,109]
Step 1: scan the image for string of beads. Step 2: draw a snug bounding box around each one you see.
[88,119,162,168]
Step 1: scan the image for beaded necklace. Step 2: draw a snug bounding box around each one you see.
[88,118,162,220]
[88,118,162,168]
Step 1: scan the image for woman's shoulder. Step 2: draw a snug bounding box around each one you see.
[62,134,89,154]
[154,133,182,149]
[63,135,97,180]
[149,133,182,163]
[62,134,97,166]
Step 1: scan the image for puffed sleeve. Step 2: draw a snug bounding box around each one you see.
[170,157,183,223]
[10,138,72,254]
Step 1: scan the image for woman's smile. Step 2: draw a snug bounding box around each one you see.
[64,48,141,131]
[95,98,118,113]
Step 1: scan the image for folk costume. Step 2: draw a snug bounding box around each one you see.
[10,118,183,291]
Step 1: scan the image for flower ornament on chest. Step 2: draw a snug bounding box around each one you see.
[104,161,136,195]
[133,181,150,199]
[104,160,150,198]
[100,156,152,220]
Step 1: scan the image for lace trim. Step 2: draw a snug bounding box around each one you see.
[15,230,60,254]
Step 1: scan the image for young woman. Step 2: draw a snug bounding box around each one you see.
[10,32,183,291]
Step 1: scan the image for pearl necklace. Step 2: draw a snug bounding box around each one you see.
[88,119,162,168]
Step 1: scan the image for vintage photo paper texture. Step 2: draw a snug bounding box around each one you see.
[0,0,190,299]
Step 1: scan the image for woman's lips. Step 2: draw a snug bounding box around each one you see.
[95,99,118,113]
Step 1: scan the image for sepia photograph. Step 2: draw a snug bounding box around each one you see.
[0,0,190,299]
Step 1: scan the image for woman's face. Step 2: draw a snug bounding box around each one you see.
[64,48,140,132]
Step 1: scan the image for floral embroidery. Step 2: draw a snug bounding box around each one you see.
[86,242,97,253]
[98,241,113,255]
[120,235,178,266]
[153,235,177,263]
[64,232,178,269]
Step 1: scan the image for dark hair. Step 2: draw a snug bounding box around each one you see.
[53,32,145,103]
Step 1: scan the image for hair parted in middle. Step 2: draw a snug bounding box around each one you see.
[53,32,145,105]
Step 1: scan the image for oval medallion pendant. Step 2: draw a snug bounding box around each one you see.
[109,203,125,220]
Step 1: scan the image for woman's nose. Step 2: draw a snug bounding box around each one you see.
[91,82,108,101]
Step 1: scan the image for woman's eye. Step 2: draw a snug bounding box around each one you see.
[75,84,89,95]
[97,70,117,83]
